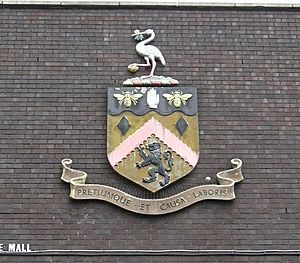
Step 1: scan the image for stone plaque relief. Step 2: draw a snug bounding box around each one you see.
[61,29,243,215]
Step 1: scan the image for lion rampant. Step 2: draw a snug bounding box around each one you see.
[136,139,174,187]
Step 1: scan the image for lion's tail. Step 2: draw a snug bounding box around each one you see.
[163,150,173,172]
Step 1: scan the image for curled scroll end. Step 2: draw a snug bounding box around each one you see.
[61,159,75,183]
[231,158,244,183]
[61,158,73,168]
[231,158,242,168]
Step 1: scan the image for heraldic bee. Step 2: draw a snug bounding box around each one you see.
[162,91,193,108]
[113,91,143,108]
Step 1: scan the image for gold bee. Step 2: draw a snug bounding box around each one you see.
[162,91,193,108]
[113,91,143,108]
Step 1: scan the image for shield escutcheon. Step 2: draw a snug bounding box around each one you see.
[107,86,199,193]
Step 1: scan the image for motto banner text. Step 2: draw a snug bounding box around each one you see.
[61,159,243,215]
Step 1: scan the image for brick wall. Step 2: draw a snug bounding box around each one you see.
[0,6,299,262]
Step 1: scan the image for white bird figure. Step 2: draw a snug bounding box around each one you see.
[130,29,166,78]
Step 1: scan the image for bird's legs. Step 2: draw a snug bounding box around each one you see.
[133,57,151,68]
[141,56,156,79]
[132,56,157,79]
[149,57,156,77]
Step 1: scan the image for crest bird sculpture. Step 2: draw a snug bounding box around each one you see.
[129,29,166,78]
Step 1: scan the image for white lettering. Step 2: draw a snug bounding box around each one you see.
[8,244,16,252]
[8,243,31,252]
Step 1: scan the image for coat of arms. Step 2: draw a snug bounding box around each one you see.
[107,29,199,192]
[61,28,243,214]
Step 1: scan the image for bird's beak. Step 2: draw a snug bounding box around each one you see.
[131,30,147,37]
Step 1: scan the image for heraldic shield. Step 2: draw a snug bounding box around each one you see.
[61,29,242,213]
[107,86,199,193]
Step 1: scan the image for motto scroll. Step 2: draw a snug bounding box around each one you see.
[61,159,243,215]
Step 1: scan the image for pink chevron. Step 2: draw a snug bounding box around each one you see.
[108,118,199,167]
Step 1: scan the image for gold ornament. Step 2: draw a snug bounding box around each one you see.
[128,63,139,74]
[163,91,193,108]
[113,91,143,108]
